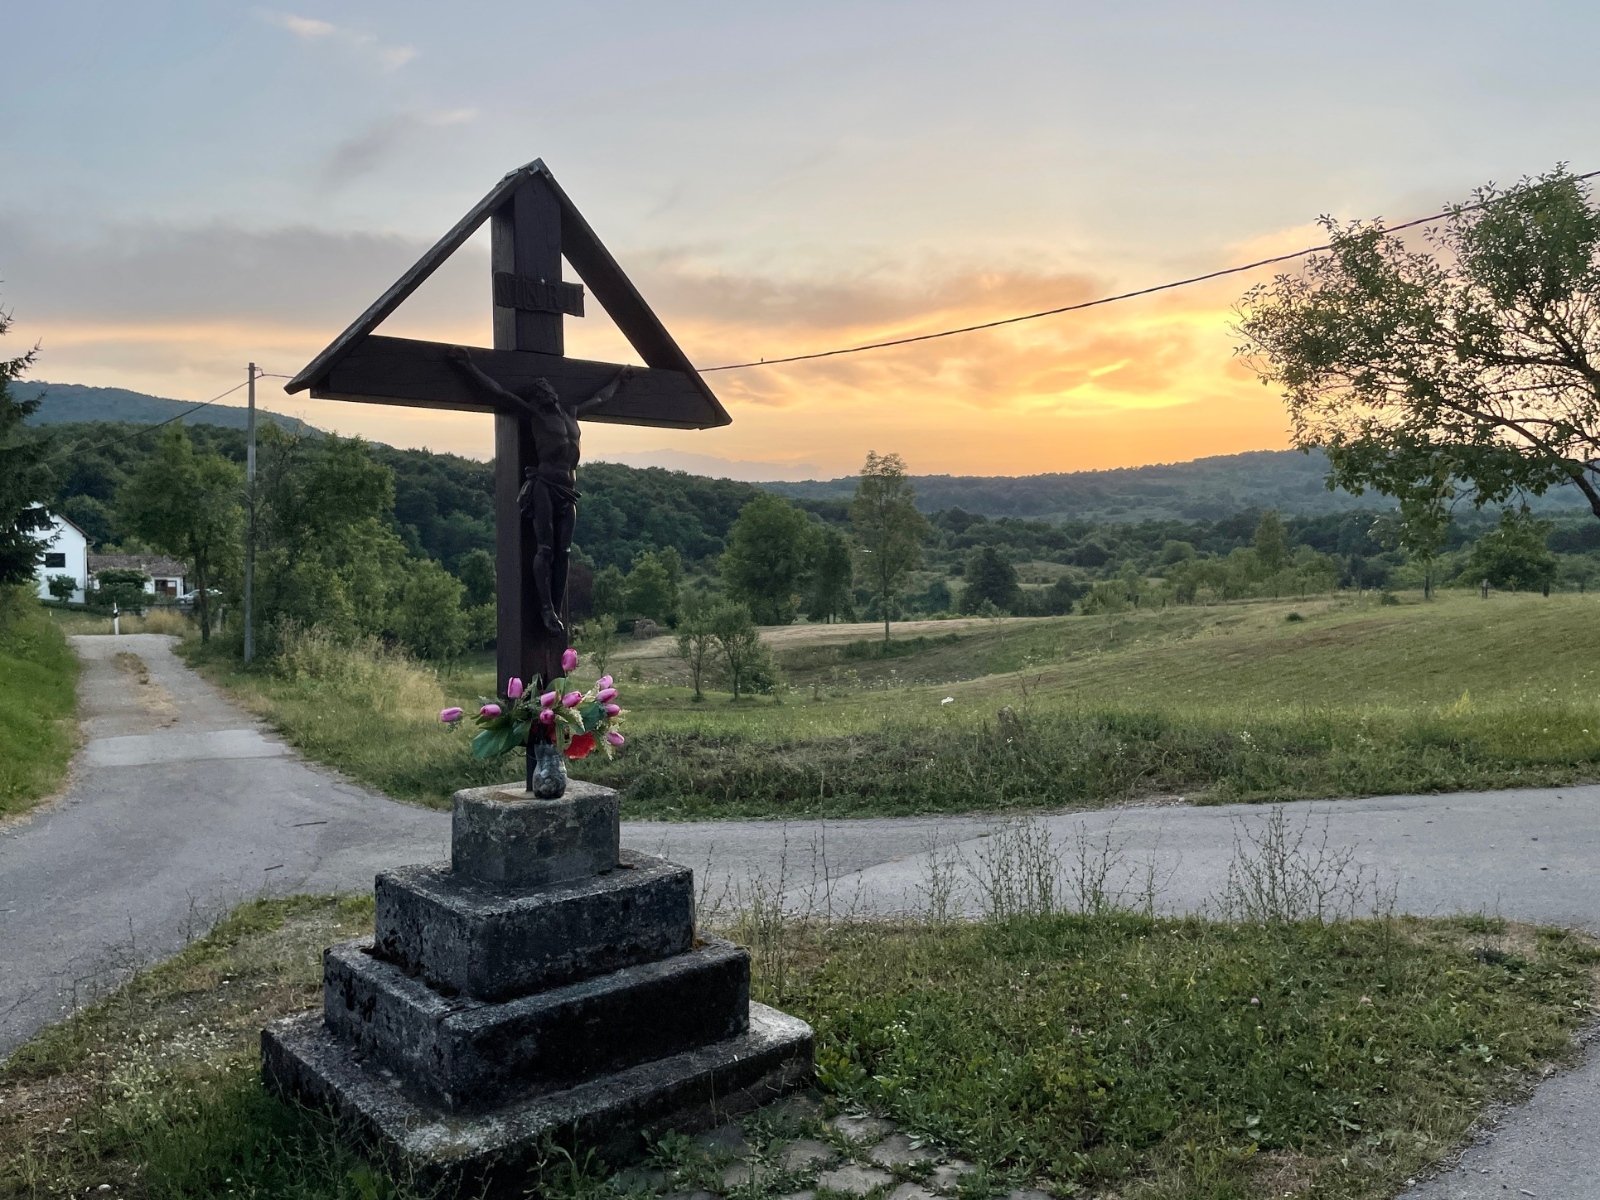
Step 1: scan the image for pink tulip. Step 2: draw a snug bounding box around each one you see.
[597,687,618,704]
[561,648,579,673]
[539,691,558,709]
[537,708,555,725]
[603,703,621,716]
[597,675,614,689]
[506,677,524,699]
[479,703,501,718]
[439,707,463,724]
[604,731,625,747]
[562,691,583,708]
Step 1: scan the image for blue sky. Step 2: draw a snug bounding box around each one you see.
[5,1,1598,477]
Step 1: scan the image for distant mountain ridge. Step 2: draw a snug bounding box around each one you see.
[18,381,316,437]
[21,381,1588,524]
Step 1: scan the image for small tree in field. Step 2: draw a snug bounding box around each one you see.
[850,451,928,643]
[581,613,619,676]
[1238,166,1600,523]
[46,574,76,603]
[710,600,763,700]
[675,594,717,701]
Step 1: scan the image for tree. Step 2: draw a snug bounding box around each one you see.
[806,527,855,623]
[1252,511,1290,573]
[720,494,816,625]
[0,299,51,587]
[1469,509,1558,591]
[46,574,76,603]
[674,593,717,701]
[592,564,626,617]
[960,546,1020,613]
[94,568,149,614]
[580,613,619,676]
[1238,166,1600,523]
[850,451,928,643]
[253,427,408,653]
[1370,471,1454,599]
[119,427,241,642]
[457,548,496,608]
[710,600,764,700]
[392,558,467,660]
[625,550,680,625]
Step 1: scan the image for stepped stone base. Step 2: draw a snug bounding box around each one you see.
[263,1003,813,1188]
[263,779,812,1187]
[323,936,751,1111]
[374,850,694,1001]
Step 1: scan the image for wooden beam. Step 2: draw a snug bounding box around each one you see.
[309,335,726,429]
[284,162,541,395]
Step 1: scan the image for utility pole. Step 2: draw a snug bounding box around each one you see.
[244,363,257,664]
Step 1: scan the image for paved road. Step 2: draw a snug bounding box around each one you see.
[2,634,1598,1195]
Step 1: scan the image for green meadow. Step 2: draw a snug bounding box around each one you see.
[192,590,1600,819]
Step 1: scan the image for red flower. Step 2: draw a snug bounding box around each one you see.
[564,732,596,760]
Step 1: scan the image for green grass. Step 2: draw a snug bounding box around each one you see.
[2,896,1594,1200]
[190,591,1600,818]
[0,591,80,820]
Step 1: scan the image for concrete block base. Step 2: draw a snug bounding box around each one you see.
[263,1003,814,1190]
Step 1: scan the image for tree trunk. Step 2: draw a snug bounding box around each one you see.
[195,554,210,643]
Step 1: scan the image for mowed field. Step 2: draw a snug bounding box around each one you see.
[182,589,1600,818]
[552,591,1598,737]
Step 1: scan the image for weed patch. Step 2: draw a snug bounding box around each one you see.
[2,896,1593,1200]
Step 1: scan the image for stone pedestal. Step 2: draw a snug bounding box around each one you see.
[262,782,813,1188]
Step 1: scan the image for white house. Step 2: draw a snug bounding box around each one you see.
[86,554,190,598]
[31,511,90,604]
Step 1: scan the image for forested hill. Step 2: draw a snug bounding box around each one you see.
[19,381,315,437]
[765,450,1371,523]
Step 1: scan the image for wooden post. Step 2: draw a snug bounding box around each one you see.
[492,177,565,693]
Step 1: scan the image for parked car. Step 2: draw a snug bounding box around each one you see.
[175,587,221,610]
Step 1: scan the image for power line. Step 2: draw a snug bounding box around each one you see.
[699,167,1600,373]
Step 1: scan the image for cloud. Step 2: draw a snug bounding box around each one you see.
[317,109,480,190]
[0,211,1279,475]
[256,9,417,70]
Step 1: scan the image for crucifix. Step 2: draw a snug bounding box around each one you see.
[286,159,729,779]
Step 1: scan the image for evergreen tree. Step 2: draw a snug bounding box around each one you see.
[0,300,51,587]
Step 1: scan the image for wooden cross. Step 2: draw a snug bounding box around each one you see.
[286,160,729,691]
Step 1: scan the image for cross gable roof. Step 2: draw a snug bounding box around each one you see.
[285,159,729,428]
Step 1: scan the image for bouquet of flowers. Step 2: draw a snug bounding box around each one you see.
[439,647,625,761]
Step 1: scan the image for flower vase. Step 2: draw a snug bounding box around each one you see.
[528,732,568,799]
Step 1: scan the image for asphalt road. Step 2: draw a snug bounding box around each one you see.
[2,633,1597,1196]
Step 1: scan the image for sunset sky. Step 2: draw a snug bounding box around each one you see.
[5,1,1599,479]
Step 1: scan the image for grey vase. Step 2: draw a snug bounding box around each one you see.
[528,735,569,799]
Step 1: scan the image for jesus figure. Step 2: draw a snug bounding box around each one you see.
[446,345,631,638]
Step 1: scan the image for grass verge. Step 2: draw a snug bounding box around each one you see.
[1,894,1594,1200]
[0,590,80,820]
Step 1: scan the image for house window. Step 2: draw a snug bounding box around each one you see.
[44,553,66,569]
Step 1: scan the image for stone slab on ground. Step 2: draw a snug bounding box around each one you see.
[869,1133,939,1168]
[829,1114,898,1143]
[262,1003,814,1188]
[815,1163,896,1195]
[322,935,750,1111]
[451,782,619,887]
[373,850,694,1001]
